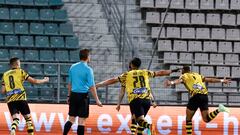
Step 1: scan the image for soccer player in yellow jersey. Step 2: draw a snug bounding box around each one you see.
[96,57,180,135]
[1,57,49,135]
[164,66,231,135]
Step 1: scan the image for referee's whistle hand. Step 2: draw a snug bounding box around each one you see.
[96,100,103,107]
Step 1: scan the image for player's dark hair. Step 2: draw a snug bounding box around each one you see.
[130,57,141,68]
[9,57,20,66]
[79,49,90,60]
[183,65,190,71]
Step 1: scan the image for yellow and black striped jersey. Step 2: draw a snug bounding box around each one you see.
[118,69,155,103]
[180,72,208,96]
[2,68,29,103]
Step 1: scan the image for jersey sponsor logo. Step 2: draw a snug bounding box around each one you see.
[193,83,204,91]
[6,89,22,96]
[132,87,147,94]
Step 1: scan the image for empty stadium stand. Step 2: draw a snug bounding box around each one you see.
[139,0,240,105]
[0,0,79,102]
[0,0,125,103]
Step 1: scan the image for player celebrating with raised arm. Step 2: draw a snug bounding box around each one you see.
[164,66,231,135]
[1,57,49,135]
[96,57,180,135]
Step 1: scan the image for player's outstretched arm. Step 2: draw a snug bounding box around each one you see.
[164,79,183,88]
[204,77,231,84]
[155,68,181,77]
[116,87,125,111]
[89,86,103,107]
[27,76,49,84]
[96,77,119,88]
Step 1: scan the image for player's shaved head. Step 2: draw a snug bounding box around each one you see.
[130,57,141,69]
[9,57,20,66]
[182,65,190,73]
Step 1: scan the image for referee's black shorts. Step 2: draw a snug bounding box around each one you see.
[129,98,151,118]
[68,92,89,118]
[7,100,31,116]
[187,94,208,111]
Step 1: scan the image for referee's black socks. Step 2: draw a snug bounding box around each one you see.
[77,125,84,135]
[63,121,72,135]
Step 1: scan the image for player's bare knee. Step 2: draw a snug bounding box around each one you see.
[68,116,75,123]
[12,114,19,119]
[78,118,86,125]
[202,118,209,123]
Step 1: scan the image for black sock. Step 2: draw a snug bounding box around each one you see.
[63,121,72,135]
[77,125,84,135]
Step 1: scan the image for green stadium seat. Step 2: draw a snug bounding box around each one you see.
[60,76,68,84]
[15,23,29,34]
[0,8,9,20]
[20,0,34,5]
[39,50,54,61]
[69,50,79,62]
[26,88,39,101]
[20,36,33,47]
[6,0,19,5]
[66,36,79,48]
[27,64,43,75]
[5,36,18,46]
[0,0,4,4]
[0,22,13,34]
[40,9,54,21]
[55,50,69,62]
[50,36,64,48]
[10,8,24,20]
[44,64,57,75]
[60,65,70,75]
[34,0,48,6]
[9,49,23,59]
[54,9,67,21]
[0,93,6,100]
[49,0,63,6]
[40,89,54,100]
[25,49,39,61]
[30,23,44,34]
[0,63,9,73]
[0,49,9,60]
[25,9,39,20]
[60,88,68,101]
[24,82,33,88]
[60,23,73,35]
[45,23,58,35]
[35,36,49,47]
[0,35,3,46]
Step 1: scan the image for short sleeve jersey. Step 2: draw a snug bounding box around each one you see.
[2,68,29,103]
[68,62,95,93]
[118,69,155,103]
[180,72,208,96]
